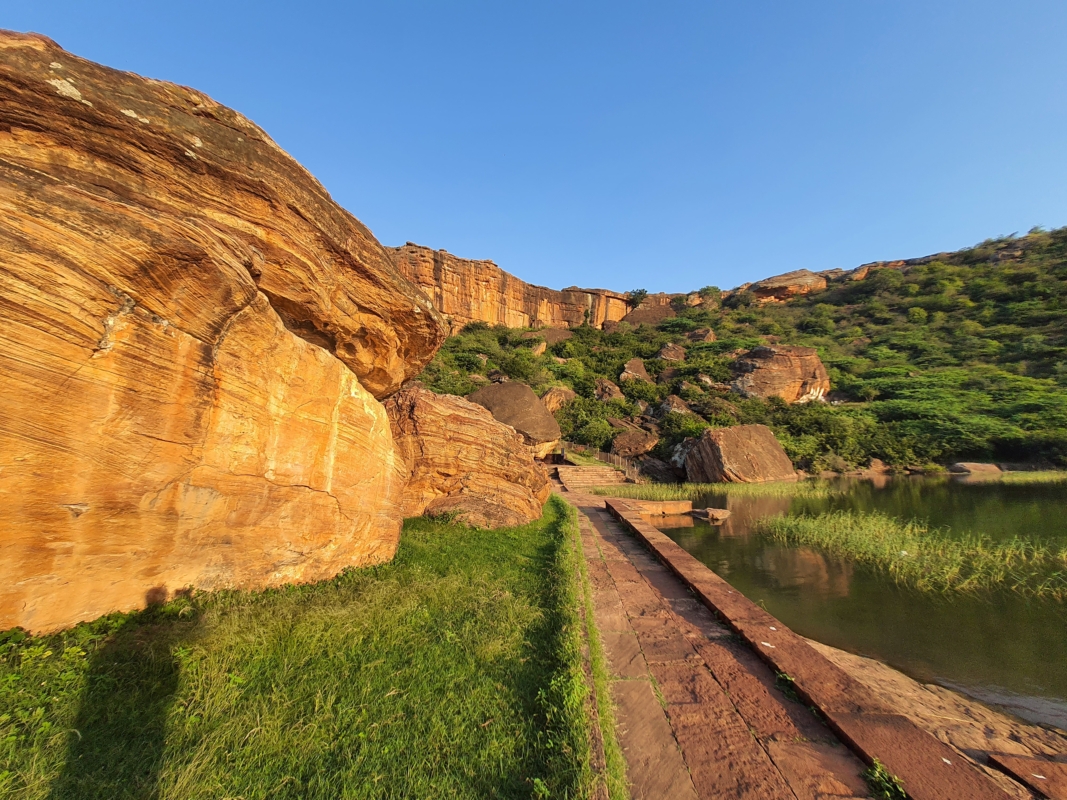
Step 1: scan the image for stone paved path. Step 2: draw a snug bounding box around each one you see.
[565,489,871,800]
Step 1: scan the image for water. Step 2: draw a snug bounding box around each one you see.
[658,476,1067,729]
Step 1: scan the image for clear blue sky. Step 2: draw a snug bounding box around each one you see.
[6,1,1067,292]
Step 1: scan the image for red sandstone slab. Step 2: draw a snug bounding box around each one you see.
[612,679,699,799]
[604,500,1014,800]
[988,753,1067,799]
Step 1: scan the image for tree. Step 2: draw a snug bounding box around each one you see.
[627,289,648,307]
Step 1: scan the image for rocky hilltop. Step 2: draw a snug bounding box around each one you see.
[390,243,631,333]
[0,31,447,632]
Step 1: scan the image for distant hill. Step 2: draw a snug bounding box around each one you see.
[416,227,1067,470]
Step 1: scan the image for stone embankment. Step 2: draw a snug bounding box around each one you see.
[390,243,630,333]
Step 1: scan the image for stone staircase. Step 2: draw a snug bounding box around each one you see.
[556,465,628,492]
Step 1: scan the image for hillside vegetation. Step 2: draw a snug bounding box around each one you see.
[418,228,1067,471]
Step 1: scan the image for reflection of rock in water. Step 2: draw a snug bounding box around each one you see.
[656,514,695,528]
[756,546,855,598]
[715,495,794,537]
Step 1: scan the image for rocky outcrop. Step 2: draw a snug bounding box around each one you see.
[657,395,693,416]
[750,269,828,302]
[620,293,679,326]
[540,386,578,413]
[610,429,658,458]
[390,243,629,333]
[731,346,830,403]
[619,357,652,383]
[595,378,625,402]
[685,425,797,483]
[687,328,717,343]
[0,32,448,632]
[385,387,550,528]
[523,328,574,345]
[467,382,561,458]
[657,342,686,361]
[948,462,1003,476]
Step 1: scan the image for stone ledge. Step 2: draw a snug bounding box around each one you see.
[603,498,1014,800]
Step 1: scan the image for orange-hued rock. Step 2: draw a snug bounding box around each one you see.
[540,386,578,413]
[385,387,550,528]
[390,243,630,333]
[0,32,445,632]
[620,293,680,326]
[731,346,831,403]
[750,270,828,302]
[685,425,797,483]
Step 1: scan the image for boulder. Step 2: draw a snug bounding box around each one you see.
[385,387,550,528]
[0,33,446,632]
[530,340,547,356]
[657,395,693,417]
[670,438,700,471]
[657,367,683,385]
[685,425,797,484]
[595,378,626,402]
[691,508,732,523]
[487,369,509,383]
[611,429,659,459]
[540,386,578,413]
[467,382,561,458]
[750,269,828,302]
[948,462,1003,476]
[688,328,717,343]
[635,455,684,484]
[621,293,677,326]
[731,346,830,404]
[657,342,687,361]
[620,357,653,383]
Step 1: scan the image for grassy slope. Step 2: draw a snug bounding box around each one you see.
[1,497,617,800]
[418,228,1067,470]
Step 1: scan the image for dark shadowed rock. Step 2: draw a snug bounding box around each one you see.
[731,346,830,404]
[539,385,578,413]
[620,357,653,383]
[685,425,797,483]
[522,328,574,345]
[611,429,659,458]
[621,293,678,325]
[467,381,561,457]
[595,378,626,402]
[635,455,684,483]
[385,387,550,528]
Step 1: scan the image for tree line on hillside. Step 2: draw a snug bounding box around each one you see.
[417,227,1067,471]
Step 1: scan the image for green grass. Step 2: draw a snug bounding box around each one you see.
[589,480,840,501]
[863,758,906,800]
[0,497,612,799]
[1000,470,1067,484]
[757,511,1067,599]
[564,450,617,468]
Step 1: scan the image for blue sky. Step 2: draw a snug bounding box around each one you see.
[6,1,1066,292]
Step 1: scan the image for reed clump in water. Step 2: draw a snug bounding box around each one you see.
[590,481,839,501]
[757,511,1067,599]
[999,470,1067,484]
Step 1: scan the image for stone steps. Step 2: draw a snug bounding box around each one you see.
[556,466,628,492]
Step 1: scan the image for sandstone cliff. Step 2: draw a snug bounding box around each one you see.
[0,31,446,632]
[385,387,550,528]
[390,243,630,333]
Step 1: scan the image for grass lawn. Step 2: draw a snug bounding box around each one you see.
[1,496,622,799]
[590,480,840,501]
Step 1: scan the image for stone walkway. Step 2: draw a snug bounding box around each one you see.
[565,489,871,800]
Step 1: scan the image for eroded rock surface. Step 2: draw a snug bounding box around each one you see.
[540,386,578,413]
[731,346,830,403]
[595,378,626,402]
[0,32,444,631]
[611,429,659,458]
[620,357,652,383]
[391,243,629,333]
[467,382,561,458]
[750,269,828,302]
[685,425,797,483]
[657,342,686,362]
[385,387,549,528]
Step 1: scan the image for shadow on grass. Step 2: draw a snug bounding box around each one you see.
[48,589,199,800]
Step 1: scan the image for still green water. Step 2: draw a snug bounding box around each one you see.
[659,476,1067,729]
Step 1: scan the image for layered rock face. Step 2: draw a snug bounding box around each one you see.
[750,269,828,302]
[731,346,831,403]
[385,387,549,528]
[685,425,797,483]
[390,243,629,333]
[467,382,561,458]
[0,32,445,632]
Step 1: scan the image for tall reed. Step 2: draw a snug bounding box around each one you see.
[590,481,839,501]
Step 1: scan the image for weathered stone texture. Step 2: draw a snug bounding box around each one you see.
[390,243,629,333]
[595,378,625,402]
[0,32,444,631]
[731,346,831,404]
[685,425,797,484]
[620,357,652,383]
[750,269,828,302]
[385,387,549,528]
[467,382,561,458]
[540,386,578,413]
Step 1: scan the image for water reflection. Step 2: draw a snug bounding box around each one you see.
[659,476,1067,729]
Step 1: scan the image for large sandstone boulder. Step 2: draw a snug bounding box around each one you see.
[750,270,828,302]
[0,33,447,633]
[657,343,686,361]
[731,346,830,404]
[595,378,626,402]
[620,357,652,383]
[685,425,797,483]
[467,382,561,458]
[610,429,659,459]
[540,386,578,413]
[385,387,550,528]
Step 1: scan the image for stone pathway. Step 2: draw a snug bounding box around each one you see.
[565,489,871,800]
